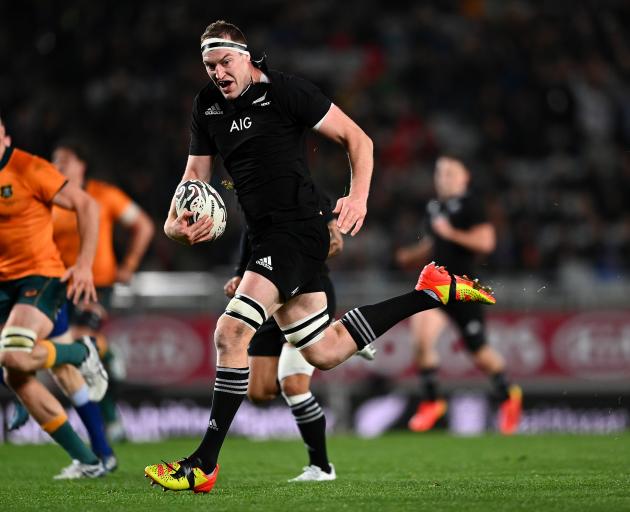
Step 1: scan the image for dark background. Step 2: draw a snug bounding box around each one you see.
[3,0,630,280]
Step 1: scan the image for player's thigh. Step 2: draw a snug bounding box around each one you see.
[274,291,328,333]
[410,308,449,351]
[5,304,55,340]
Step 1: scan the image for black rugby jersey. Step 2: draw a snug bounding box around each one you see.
[424,194,488,276]
[189,70,332,231]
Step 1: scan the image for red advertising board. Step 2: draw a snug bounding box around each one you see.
[103,311,630,386]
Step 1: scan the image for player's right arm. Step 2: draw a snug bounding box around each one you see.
[52,182,99,304]
[317,105,373,237]
[395,237,434,270]
[164,154,216,245]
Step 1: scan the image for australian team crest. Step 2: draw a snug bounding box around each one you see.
[0,185,12,198]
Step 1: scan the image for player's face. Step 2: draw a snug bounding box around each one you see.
[0,119,8,147]
[434,157,470,199]
[203,49,251,100]
[52,147,86,184]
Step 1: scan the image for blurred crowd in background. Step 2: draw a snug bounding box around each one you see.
[2,0,630,281]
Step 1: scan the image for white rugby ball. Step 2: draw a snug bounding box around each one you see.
[174,179,227,240]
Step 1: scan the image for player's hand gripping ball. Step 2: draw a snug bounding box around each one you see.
[174,180,227,240]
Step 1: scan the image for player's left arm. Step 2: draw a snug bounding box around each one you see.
[327,219,344,258]
[432,218,496,255]
[116,203,155,284]
[315,105,373,236]
[52,182,99,304]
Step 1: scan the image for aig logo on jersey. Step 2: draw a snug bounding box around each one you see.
[0,185,12,199]
[230,117,252,133]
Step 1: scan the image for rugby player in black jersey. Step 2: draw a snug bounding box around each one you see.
[144,20,496,493]
[224,192,375,483]
[396,156,522,435]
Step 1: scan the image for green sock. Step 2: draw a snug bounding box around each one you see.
[49,421,99,464]
[53,341,88,366]
[99,390,118,424]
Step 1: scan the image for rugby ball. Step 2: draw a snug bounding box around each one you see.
[174,179,227,240]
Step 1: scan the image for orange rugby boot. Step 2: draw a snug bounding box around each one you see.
[498,385,522,435]
[415,262,496,305]
[408,399,448,432]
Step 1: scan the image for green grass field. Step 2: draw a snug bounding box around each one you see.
[1,433,629,512]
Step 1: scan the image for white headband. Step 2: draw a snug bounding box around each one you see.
[201,37,250,56]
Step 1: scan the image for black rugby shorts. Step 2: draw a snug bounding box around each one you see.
[246,216,329,302]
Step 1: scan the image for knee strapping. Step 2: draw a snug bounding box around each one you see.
[278,344,315,380]
[0,326,37,353]
[281,306,330,350]
[225,293,268,331]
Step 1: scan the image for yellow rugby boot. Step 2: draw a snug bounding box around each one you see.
[144,458,219,493]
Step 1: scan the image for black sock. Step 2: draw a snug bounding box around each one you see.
[190,367,249,473]
[420,367,440,401]
[286,393,331,473]
[341,291,441,349]
[491,372,510,402]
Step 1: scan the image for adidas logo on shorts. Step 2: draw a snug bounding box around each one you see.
[256,256,273,271]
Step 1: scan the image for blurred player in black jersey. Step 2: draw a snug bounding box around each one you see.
[397,156,522,435]
[145,20,496,493]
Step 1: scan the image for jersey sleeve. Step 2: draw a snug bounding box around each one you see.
[105,184,134,221]
[27,157,68,203]
[284,76,332,128]
[189,94,217,156]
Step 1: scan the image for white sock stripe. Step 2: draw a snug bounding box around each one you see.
[214,387,248,395]
[214,381,248,389]
[293,402,320,416]
[290,396,316,410]
[296,412,325,424]
[344,310,373,344]
[295,409,325,423]
[215,378,249,384]
[352,309,377,340]
[294,409,322,422]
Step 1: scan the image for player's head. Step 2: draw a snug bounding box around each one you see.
[52,138,90,185]
[434,155,470,199]
[200,20,254,100]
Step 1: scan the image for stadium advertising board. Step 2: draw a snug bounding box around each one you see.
[102,311,630,386]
